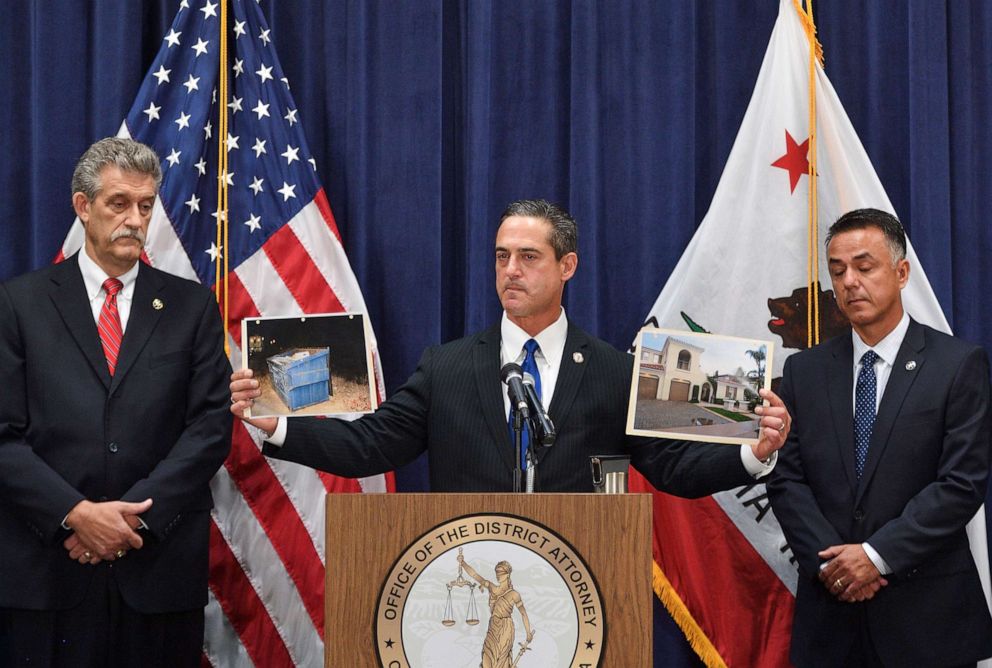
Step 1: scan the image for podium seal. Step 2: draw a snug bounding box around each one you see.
[375,513,605,667]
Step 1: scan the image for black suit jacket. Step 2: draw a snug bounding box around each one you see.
[0,255,232,613]
[267,321,753,495]
[768,319,992,666]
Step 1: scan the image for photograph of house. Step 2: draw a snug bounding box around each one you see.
[628,328,773,445]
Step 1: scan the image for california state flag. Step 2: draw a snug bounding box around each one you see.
[631,0,992,666]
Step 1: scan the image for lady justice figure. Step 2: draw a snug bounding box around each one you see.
[457,553,535,668]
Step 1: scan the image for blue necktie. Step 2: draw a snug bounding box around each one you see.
[854,350,879,478]
[509,339,542,469]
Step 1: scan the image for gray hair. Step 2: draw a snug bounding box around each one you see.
[499,199,577,260]
[71,137,162,201]
[825,208,907,265]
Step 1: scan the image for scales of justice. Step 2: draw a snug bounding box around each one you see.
[441,547,480,627]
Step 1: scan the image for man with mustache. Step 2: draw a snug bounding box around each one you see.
[0,138,232,666]
[231,199,790,496]
[768,208,992,666]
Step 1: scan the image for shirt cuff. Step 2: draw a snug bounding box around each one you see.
[741,444,777,478]
[265,417,288,446]
[862,542,892,575]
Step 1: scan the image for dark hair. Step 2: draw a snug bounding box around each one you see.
[499,199,577,260]
[825,208,906,263]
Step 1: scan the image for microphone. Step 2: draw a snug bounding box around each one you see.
[522,372,556,446]
[500,363,530,418]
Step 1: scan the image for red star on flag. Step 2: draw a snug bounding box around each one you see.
[771,129,810,193]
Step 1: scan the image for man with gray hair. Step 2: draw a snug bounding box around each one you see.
[0,137,232,666]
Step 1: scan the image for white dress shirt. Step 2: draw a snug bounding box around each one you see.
[78,247,139,332]
[850,311,911,576]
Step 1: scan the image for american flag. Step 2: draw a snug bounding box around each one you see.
[57,1,393,665]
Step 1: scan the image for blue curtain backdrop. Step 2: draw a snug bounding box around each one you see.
[2,2,991,666]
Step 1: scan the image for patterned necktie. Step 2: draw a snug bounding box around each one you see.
[98,278,124,376]
[509,339,542,470]
[854,350,879,478]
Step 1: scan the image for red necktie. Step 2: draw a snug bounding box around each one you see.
[98,278,124,376]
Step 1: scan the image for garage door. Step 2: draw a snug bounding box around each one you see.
[669,380,690,402]
[638,375,659,399]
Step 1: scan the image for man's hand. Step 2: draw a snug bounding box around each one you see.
[64,498,152,560]
[751,388,791,461]
[818,544,888,602]
[63,532,102,565]
[230,369,277,435]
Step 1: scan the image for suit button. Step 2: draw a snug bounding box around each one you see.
[108,442,119,453]
[853,509,864,521]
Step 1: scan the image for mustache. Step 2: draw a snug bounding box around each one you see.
[111,228,146,244]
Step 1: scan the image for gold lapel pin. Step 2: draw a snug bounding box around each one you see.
[905,360,916,371]
[152,298,164,310]
[573,352,584,364]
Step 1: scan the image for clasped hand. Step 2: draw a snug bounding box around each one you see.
[818,543,888,602]
[63,498,152,565]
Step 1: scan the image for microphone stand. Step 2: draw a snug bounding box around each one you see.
[511,407,524,493]
[524,418,537,493]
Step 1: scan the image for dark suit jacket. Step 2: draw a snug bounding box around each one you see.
[267,321,753,495]
[0,255,232,614]
[768,319,992,667]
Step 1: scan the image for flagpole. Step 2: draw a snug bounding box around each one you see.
[793,0,823,348]
[215,0,231,355]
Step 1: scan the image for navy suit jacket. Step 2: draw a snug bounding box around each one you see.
[768,319,992,666]
[0,255,232,613]
[267,321,754,495]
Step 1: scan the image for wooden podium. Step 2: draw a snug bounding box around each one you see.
[325,493,651,666]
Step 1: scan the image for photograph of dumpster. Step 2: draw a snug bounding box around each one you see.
[240,313,378,418]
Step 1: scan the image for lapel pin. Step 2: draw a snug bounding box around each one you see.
[905,360,916,371]
[152,298,164,310]
[573,352,584,364]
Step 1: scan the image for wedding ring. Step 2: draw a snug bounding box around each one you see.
[83,551,92,560]
[834,578,843,589]
[116,549,126,558]
[778,422,786,433]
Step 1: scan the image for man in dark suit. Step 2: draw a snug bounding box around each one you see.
[0,138,232,667]
[768,208,992,667]
[230,199,790,495]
